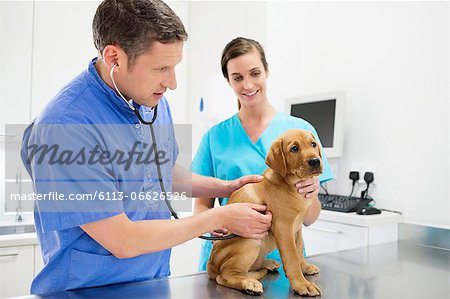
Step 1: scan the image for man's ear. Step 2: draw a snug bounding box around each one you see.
[265,138,287,176]
[102,45,125,70]
[310,132,322,158]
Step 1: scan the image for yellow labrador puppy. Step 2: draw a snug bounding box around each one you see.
[207,129,323,296]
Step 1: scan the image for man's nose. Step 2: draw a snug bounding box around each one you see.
[164,69,177,90]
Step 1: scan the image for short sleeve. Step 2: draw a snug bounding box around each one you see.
[190,130,214,177]
[24,124,123,232]
[162,98,179,167]
[303,122,334,183]
[172,137,179,167]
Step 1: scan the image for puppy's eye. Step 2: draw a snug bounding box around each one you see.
[290,146,299,153]
[312,142,317,148]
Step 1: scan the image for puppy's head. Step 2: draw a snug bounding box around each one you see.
[265,129,323,180]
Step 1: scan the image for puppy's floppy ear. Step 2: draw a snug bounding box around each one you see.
[266,138,287,176]
[310,132,322,158]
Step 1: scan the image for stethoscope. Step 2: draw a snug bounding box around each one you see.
[109,64,236,241]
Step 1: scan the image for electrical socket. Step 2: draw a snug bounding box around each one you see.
[350,163,376,185]
[362,165,376,185]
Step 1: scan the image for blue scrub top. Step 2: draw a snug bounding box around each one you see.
[21,58,178,294]
[191,112,334,271]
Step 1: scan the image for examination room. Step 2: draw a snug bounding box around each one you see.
[0,0,449,298]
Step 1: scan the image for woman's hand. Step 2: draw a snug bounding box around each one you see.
[295,177,319,198]
[221,175,264,198]
[210,228,229,237]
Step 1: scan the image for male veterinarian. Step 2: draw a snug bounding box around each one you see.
[20,0,320,295]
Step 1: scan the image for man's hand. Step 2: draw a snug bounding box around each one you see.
[220,203,272,239]
[295,177,319,198]
[222,175,264,198]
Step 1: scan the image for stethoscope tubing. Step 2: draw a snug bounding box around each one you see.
[109,63,237,241]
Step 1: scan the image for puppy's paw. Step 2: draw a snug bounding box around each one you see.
[293,280,322,297]
[242,278,263,296]
[302,263,320,275]
[263,259,281,272]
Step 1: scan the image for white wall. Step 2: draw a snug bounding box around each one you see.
[28,1,189,123]
[264,1,449,227]
[187,1,449,228]
[165,1,189,123]
[186,1,269,150]
[3,1,188,124]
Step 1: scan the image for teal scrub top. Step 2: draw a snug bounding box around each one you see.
[191,112,334,271]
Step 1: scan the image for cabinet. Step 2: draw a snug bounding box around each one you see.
[0,245,34,298]
[303,220,367,256]
[170,237,203,277]
[0,1,99,127]
[30,1,99,118]
[303,210,403,257]
[0,1,33,129]
[0,231,41,297]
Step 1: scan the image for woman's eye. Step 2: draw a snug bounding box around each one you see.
[312,142,317,148]
[160,67,168,72]
[233,76,242,81]
[251,72,261,77]
[290,146,299,153]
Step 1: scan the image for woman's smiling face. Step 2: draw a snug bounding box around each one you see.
[226,50,268,108]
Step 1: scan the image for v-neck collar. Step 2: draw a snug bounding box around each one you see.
[233,112,281,158]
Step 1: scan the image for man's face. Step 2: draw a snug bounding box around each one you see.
[115,41,183,107]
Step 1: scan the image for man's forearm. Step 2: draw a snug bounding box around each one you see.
[129,208,224,255]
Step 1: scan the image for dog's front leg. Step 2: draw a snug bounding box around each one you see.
[273,220,321,296]
[295,229,320,275]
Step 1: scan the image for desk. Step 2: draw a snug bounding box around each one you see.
[17,240,449,299]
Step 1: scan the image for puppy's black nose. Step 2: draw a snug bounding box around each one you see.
[308,158,321,168]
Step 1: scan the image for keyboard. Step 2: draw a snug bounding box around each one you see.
[318,194,372,213]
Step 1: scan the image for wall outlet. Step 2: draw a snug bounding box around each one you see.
[350,163,376,185]
[362,165,376,185]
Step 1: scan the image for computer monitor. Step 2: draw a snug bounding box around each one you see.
[285,91,345,158]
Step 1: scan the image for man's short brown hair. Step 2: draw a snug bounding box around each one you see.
[93,0,188,65]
